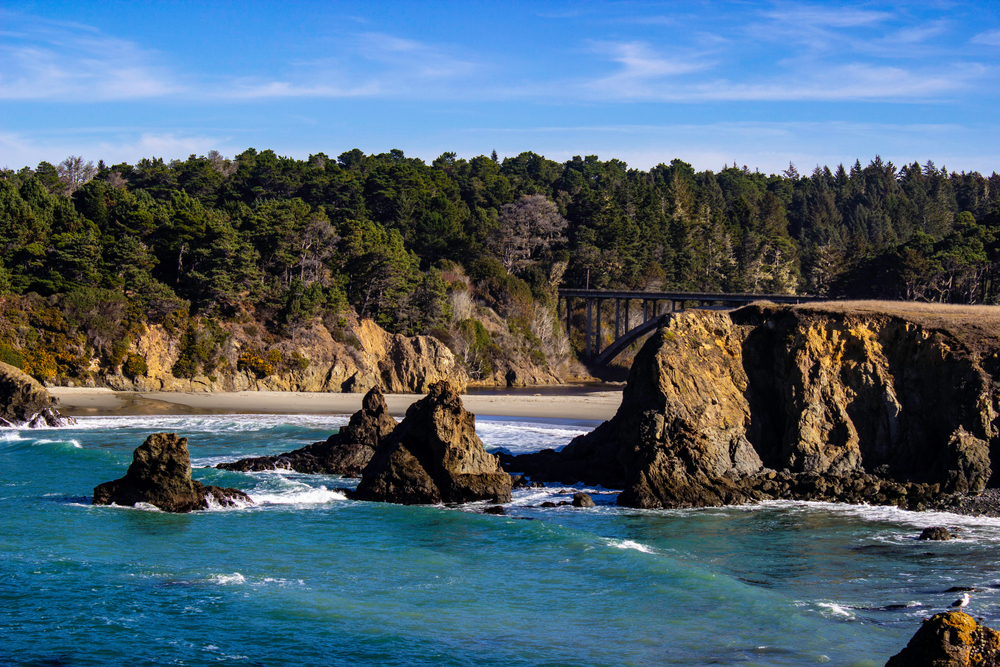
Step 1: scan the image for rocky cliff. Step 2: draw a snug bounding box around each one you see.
[99,316,468,394]
[0,361,75,427]
[505,303,1000,509]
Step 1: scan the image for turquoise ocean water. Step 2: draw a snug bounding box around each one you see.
[3,413,1000,666]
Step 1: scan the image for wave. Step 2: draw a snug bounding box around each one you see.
[607,539,656,554]
[477,419,591,455]
[67,414,351,433]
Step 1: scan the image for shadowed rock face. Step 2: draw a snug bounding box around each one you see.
[217,387,397,476]
[94,433,251,512]
[353,381,512,505]
[504,306,998,510]
[0,361,75,427]
[885,611,1000,666]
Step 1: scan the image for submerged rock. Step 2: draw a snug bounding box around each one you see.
[885,611,1000,666]
[217,386,397,476]
[94,433,251,512]
[354,381,512,505]
[919,527,954,541]
[0,361,75,427]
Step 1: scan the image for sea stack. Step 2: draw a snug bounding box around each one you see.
[94,432,251,512]
[0,361,75,427]
[218,386,397,476]
[353,380,512,505]
[885,611,1000,666]
[505,304,999,510]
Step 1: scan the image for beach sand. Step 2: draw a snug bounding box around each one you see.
[50,387,623,422]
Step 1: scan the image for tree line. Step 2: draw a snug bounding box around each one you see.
[2,149,1000,348]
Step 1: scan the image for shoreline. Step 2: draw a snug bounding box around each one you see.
[49,387,624,422]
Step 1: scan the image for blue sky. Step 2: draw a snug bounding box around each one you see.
[2,1,998,174]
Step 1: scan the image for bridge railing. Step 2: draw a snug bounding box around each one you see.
[557,289,828,362]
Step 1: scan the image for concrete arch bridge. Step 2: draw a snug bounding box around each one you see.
[558,289,828,366]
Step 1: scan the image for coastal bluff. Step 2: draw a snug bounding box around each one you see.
[504,303,1000,510]
[0,361,75,428]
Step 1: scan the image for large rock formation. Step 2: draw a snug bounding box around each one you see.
[94,433,251,512]
[505,304,1000,509]
[885,612,1000,666]
[217,386,397,476]
[0,361,75,427]
[353,381,512,505]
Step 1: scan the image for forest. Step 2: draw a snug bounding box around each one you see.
[1,148,999,382]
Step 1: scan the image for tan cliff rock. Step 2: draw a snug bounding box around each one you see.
[101,316,469,394]
[505,303,999,509]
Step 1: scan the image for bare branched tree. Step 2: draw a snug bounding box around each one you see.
[57,156,97,195]
[489,194,568,273]
[207,150,238,177]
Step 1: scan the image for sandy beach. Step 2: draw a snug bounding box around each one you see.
[49,387,623,422]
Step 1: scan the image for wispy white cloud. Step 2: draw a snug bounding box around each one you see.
[0,130,240,169]
[971,29,1000,46]
[0,15,183,100]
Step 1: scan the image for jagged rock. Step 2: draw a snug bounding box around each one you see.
[218,387,397,476]
[919,527,954,541]
[506,313,763,509]
[482,505,506,515]
[353,381,512,505]
[885,612,1000,666]
[572,492,595,508]
[506,306,999,510]
[0,362,75,427]
[94,433,251,512]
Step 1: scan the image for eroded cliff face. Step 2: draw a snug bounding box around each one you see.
[735,305,994,493]
[100,317,469,394]
[505,304,999,509]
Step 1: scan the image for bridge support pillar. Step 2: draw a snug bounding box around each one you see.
[624,300,630,334]
[595,299,603,355]
[614,300,619,339]
[585,298,593,359]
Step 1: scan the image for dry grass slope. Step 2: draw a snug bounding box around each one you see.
[789,300,1000,356]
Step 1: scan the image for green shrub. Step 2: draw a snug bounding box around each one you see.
[0,344,24,369]
[238,348,282,378]
[123,354,148,378]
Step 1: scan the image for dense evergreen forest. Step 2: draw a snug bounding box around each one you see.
[1,148,999,380]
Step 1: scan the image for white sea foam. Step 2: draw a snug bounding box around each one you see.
[816,602,855,619]
[752,499,1000,541]
[609,539,656,554]
[208,573,246,585]
[70,414,351,433]
[252,486,347,506]
[476,418,594,455]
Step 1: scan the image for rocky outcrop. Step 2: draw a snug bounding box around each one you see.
[217,386,397,476]
[93,433,251,512]
[919,527,954,541]
[885,612,1000,666]
[505,305,1000,509]
[353,381,512,505]
[0,361,75,427]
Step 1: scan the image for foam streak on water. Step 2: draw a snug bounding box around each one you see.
[3,414,999,666]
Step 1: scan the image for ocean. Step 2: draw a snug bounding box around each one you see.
[3,413,999,666]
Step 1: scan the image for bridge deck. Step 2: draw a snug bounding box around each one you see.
[558,289,830,363]
[558,289,826,304]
